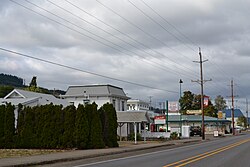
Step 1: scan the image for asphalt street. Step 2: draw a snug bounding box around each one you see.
[51,134,250,167]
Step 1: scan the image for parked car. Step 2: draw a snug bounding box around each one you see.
[190,126,202,136]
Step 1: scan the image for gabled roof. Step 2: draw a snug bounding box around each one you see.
[63,84,129,99]
[117,111,150,123]
[2,89,69,106]
[223,109,244,118]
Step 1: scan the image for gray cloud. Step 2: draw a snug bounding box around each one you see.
[0,0,250,113]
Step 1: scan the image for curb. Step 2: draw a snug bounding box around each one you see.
[2,140,202,167]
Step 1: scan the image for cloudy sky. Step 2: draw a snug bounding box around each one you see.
[0,0,250,112]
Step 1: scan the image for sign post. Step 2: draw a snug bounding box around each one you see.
[166,100,168,132]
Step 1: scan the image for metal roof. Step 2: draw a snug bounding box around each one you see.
[223,109,244,118]
[2,89,69,106]
[63,84,129,99]
[167,115,231,123]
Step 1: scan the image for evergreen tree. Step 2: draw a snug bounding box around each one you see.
[88,103,105,149]
[75,104,89,149]
[3,103,15,148]
[19,106,35,148]
[0,105,5,148]
[62,105,76,148]
[100,103,118,147]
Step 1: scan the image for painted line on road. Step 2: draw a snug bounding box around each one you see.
[72,136,246,167]
[163,138,250,167]
[72,140,212,167]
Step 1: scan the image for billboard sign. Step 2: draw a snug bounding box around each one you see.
[186,110,202,115]
[154,115,166,124]
[168,101,178,112]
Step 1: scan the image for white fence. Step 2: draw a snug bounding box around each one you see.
[141,131,170,138]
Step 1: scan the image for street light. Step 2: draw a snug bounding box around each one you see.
[179,79,183,136]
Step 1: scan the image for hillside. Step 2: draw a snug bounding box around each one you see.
[0,73,65,98]
[0,73,24,87]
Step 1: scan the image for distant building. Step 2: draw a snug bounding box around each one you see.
[127,99,150,111]
[223,109,244,127]
[61,84,130,111]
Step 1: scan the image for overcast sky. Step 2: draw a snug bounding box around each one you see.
[1,0,250,112]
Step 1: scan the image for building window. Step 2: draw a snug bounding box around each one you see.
[69,102,74,105]
[122,101,125,111]
[83,99,90,105]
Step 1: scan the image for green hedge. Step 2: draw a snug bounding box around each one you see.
[0,103,118,149]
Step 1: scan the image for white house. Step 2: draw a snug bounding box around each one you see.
[0,89,69,107]
[0,89,69,127]
[127,99,150,111]
[61,84,130,111]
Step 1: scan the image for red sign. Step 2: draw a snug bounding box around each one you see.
[154,115,166,120]
[204,96,209,107]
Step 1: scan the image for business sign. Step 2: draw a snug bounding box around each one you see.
[168,101,178,112]
[186,110,202,115]
[204,96,209,107]
[218,111,223,119]
[154,115,166,124]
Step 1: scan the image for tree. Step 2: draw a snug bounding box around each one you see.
[0,105,5,148]
[99,103,118,148]
[25,76,42,93]
[62,105,76,148]
[29,76,37,87]
[180,91,217,117]
[3,103,15,148]
[214,95,227,111]
[87,103,105,149]
[0,85,14,98]
[75,104,89,149]
[237,116,247,128]
[179,91,194,114]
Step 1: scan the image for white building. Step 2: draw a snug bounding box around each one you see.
[0,89,69,128]
[0,89,69,107]
[127,99,150,111]
[61,84,130,111]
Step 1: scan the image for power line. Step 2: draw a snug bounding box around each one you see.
[11,0,194,79]
[62,0,199,77]
[127,0,197,53]
[95,0,197,64]
[140,0,198,48]
[137,0,233,85]
[0,47,178,94]
[46,0,199,78]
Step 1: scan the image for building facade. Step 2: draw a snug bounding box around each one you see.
[61,84,130,111]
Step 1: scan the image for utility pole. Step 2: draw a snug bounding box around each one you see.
[192,48,211,140]
[149,96,152,110]
[231,80,235,135]
[246,98,248,128]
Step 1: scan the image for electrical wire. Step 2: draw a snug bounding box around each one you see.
[11,0,194,79]
[0,47,178,94]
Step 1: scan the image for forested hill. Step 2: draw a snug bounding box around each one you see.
[0,73,24,87]
[0,73,66,98]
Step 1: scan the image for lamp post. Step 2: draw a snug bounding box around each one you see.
[179,79,183,136]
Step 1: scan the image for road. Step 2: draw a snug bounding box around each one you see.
[46,134,250,167]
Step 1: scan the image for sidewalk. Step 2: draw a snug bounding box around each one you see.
[0,137,208,167]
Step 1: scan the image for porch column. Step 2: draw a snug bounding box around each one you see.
[134,122,137,144]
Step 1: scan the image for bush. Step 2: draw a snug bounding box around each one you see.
[170,132,179,140]
[128,133,142,141]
